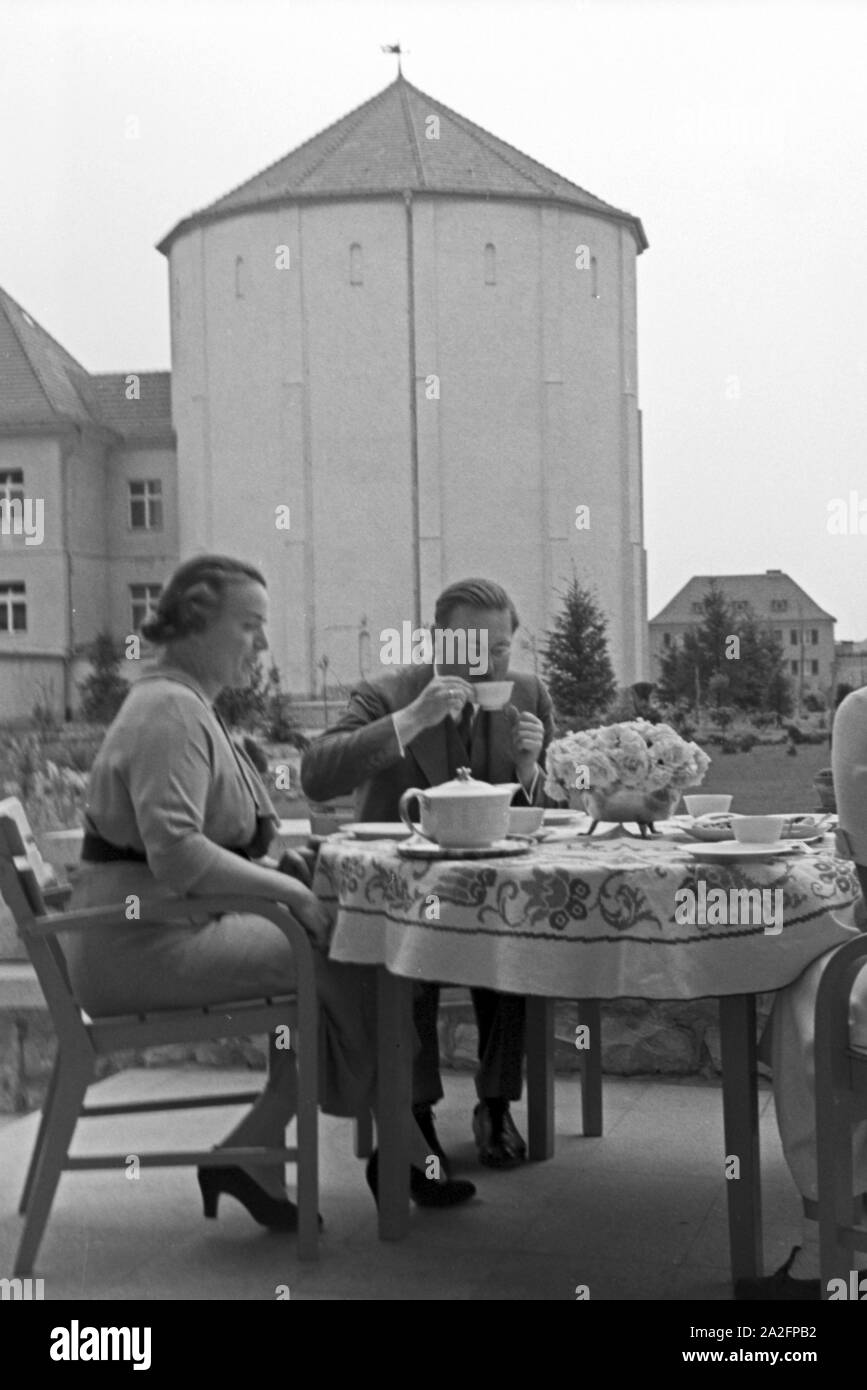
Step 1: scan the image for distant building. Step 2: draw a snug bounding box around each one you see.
[834,639,867,691]
[649,569,836,704]
[2,74,650,718]
[0,286,176,718]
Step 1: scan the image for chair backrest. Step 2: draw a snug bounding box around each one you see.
[0,814,89,1043]
[0,798,57,891]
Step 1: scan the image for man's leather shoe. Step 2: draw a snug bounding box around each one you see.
[473,1101,527,1168]
[734,1246,820,1301]
[412,1104,451,1176]
[365,1151,476,1209]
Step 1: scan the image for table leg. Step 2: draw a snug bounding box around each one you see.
[376,966,412,1240]
[526,997,554,1159]
[578,999,603,1137]
[719,994,763,1284]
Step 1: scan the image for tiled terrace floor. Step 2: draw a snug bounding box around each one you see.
[0,1069,803,1301]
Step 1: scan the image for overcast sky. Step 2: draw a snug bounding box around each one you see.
[2,0,866,640]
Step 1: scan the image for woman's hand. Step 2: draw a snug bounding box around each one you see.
[283,882,332,952]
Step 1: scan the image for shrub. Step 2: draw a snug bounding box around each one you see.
[708,705,735,732]
[78,633,130,724]
[738,733,757,753]
[217,663,309,751]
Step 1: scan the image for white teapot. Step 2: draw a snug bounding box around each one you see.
[398,768,521,848]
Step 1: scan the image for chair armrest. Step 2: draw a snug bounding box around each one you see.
[42,883,73,910]
[24,893,320,1001]
[24,894,311,954]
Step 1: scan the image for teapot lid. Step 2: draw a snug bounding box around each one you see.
[426,768,516,798]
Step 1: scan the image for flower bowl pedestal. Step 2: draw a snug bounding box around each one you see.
[582,787,681,838]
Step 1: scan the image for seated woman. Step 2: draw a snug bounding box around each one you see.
[64,554,472,1230]
[736,686,867,1299]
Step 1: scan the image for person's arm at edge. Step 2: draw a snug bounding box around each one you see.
[300,680,406,802]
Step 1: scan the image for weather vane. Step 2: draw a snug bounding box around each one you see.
[381,42,406,75]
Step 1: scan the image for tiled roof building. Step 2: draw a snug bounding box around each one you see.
[0,288,176,717]
[649,570,837,702]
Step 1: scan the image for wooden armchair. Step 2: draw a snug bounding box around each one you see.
[815,924,867,1297]
[0,813,320,1274]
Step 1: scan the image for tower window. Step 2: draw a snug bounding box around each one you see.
[591,255,599,299]
[484,243,496,285]
[350,243,363,286]
[234,255,245,299]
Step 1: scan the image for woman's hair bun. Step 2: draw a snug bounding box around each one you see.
[142,555,266,645]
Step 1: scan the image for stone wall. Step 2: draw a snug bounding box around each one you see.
[0,990,774,1114]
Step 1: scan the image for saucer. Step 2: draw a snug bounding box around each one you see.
[397,836,534,860]
[343,822,412,840]
[683,842,802,862]
[543,810,581,825]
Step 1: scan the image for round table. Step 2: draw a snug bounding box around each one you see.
[312,827,861,1279]
[314,831,860,998]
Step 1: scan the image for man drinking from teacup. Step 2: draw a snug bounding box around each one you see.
[302,578,555,1181]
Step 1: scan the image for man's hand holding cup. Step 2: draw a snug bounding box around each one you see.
[393,674,475,746]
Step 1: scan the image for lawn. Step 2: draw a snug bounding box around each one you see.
[693,738,831,814]
[276,737,833,820]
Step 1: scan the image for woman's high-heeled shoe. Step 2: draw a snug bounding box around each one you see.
[198,1166,323,1231]
[365,1150,476,1209]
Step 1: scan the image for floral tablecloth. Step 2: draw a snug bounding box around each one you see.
[314,832,861,999]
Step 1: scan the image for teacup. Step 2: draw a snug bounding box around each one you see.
[472,681,514,710]
[507,807,544,836]
[684,794,733,817]
[732,814,785,844]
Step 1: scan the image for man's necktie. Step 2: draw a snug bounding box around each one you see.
[456,702,475,762]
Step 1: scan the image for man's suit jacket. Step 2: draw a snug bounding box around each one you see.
[301,665,557,820]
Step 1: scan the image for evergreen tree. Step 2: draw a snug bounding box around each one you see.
[77,633,130,724]
[541,576,616,724]
[658,585,790,715]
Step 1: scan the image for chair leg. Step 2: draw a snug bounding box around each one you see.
[577,1000,603,1137]
[20,1053,61,1214]
[295,1013,319,1261]
[817,1091,856,1297]
[15,1056,93,1276]
[354,1110,374,1159]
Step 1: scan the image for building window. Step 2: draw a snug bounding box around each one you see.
[774,629,783,639]
[0,470,25,507]
[350,243,363,286]
[591,255,599,299]
[771,599,788,612]
[0,581,26,633]
[484,243,496,286]
[811,629,818,644]
[234,255,245,299]
[791,660,799,675]
[811,660,819,675]
[130,583,162,632]
[790,629,798,646]
[129,480,163,530]
[733,600,749,611]
[663,632,671,648]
